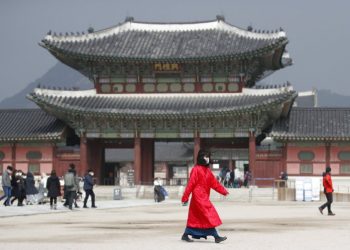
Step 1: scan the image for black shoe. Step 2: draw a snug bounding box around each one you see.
[318,207,323,215]
[91,205,97,208]
[328,212,336,216]
[215,236,227,243]
[83,205,88,208]
[181,234,194,242]
[75,205,80,208]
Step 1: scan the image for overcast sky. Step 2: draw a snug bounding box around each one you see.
[0,0,349,102]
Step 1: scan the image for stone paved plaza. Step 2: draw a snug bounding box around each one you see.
[0,199,349,250]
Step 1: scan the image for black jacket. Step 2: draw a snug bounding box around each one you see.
[46,176,61,198]
[25,172,38,195]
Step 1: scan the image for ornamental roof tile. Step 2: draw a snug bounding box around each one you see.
[27,87,296,119]
[0,109,66,142]
[41,19,288,62]
[270,107,350,141]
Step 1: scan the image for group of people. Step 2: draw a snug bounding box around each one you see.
[219,167,252,188]
[0,166,44,206]
[0,164,97,210]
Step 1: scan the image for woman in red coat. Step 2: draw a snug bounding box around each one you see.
[181,150,229,243]
[318,166,335,215]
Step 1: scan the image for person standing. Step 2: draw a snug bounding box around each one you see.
[318,166,335,216]
[181,150,228,243]
[25,172,39,205]
[46,170,61,210]
[83,169,97,208]
[1,166,13,206]
[64,167,78,210]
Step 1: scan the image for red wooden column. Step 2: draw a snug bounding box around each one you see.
[79,133,88,177]
[325,142,331,167]
[141,138,154,185]
[193,132,201,164]
[11,143,16,169]
[249,130,256,181]
[52,143,57,173]
[134,137,142,185]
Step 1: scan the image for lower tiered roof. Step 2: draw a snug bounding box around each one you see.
[0,109,66,142]
[27,87,297,119]
[271,107,350,141]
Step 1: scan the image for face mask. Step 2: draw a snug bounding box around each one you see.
[204,156,210,164]
[90,172,94,176]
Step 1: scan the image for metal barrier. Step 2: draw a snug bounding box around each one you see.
[249,178,276,202]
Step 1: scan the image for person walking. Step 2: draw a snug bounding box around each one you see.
[318,166,335,216]
[181,150,228,243]
[46,170,61,210]
[63,166,78,210]
[83,170,97,208]
[11,170,26,206]
[1,166,13,206]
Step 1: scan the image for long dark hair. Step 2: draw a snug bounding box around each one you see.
[50,170,57,177]
[197,149,211,166]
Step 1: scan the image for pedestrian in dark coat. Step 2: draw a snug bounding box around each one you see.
[83,170,96,208]
[25,172,38,204]
[46,170,61,209]
[10,170,25,206]
[181,150,228,243]
[10,171,19,204]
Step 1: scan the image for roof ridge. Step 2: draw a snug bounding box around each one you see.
[43,17,287,43]
[0,108,41,113]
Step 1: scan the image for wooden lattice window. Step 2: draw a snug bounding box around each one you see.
[26,151,42,160]
[338,151,350,161]
[0,151,4,160]
[28,163,40,175]
[340,164,350,174]
[298,151,315,161]
[300,163,313,174]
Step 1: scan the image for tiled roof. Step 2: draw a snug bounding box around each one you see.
[27,87,297,119]
[0,109,66,142]
[270,107,350,140]
[41,18,288,62]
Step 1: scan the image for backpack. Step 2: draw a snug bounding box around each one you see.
[64,173,74,188]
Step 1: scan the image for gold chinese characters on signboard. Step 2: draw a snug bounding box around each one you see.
[154,63,180,72]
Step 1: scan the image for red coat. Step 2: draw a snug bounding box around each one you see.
[182,165,228,229]
[323,173,333,193]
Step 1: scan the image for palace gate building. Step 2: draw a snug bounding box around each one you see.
[1,17,350,185]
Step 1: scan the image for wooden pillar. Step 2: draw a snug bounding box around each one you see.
[193,133,201,164]
[165,163,170,185]
[52,143,57,173]
[11,143,16,169]
[89,140,103,184]
[141,138,154,185]
[79,133,88,177]
[134,137,142,185]
[249,130,256,180]
[282,142,288,173]
[325,142,331,167]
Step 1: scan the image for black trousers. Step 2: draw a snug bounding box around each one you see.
[50,197,57,206]
[84,189,95,206]
[320,192,333,213]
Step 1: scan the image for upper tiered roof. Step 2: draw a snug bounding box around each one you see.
[41,16,289,63]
